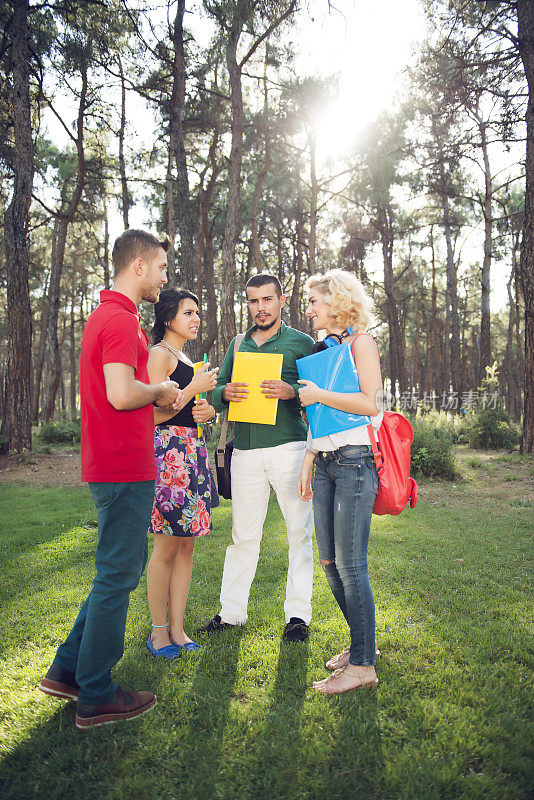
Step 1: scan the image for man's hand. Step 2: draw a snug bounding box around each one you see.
[260,380,295,400]
[222,382,249,403]
[104,363,182,411]
[297,379,323,407]
[192,398,215,423]
[154,380,182,409]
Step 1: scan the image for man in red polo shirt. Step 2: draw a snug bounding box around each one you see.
[39,230,182,729]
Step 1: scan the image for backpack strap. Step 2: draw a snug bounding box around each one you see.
[367,423,384,474]
[217,333,246,456]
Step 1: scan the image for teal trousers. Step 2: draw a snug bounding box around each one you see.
[53,481,155,705]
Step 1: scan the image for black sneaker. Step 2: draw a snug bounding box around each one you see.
[38,663,79,700]
[194,614,235,634]
[282,617,309,642]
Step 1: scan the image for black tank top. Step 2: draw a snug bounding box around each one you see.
[160,357,196,428]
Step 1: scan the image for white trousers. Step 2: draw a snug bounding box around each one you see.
[219,441,314,625]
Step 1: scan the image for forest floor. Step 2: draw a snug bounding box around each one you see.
[0,447,81,487]
[0,447,532,800]
[1,443,533,502]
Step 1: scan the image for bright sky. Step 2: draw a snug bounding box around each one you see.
[293,0,427,163]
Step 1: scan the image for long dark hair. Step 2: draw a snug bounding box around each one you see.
[152,288,199,344]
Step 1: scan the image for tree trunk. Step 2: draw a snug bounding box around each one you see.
[505,265,518,416]
[69,289,77,418]
[118,54,129,229]
[514,247,524,416]
[103,194,110,289]
[421,301,431,397]
[220,27,243,350]
[1,0,34,452]
[290,192,305,328]
[309,130,318,274]
[43,64,87,421]
[44,215,68,421]
[378,203,407,401]
[32,267,51,422]
[251,48,271,272]
[199,124,221,357]
[165,146,176,283]
[251,141,271,271]
[430,116,461,403]
[517,0,534,452]
[169,0,196,289]
[430,226,443,401]
[478,115,493,384]
[460,293,468,396]
[413,289,421,395]
[276,218,283,283]
[442,193,460,402]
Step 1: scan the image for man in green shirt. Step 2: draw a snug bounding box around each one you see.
[196,274,314,641]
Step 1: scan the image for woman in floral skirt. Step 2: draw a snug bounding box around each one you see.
[146,288,219,657]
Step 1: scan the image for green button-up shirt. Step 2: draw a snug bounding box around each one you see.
[213,322,314,450]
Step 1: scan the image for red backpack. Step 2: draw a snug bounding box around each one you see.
[367,413,418,515]
[351,334,417,515]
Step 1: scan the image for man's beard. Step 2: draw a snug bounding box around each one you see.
[255,315,278,331]
[142,285,161,303]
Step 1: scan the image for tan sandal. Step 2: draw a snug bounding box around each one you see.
[325,642,380,671]
[313,666,379,695]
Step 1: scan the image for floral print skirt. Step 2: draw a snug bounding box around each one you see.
[149,425,219,538]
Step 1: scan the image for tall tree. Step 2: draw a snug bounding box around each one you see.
[517,0,534,452]
[168,0,196,287]
[1,0,34,452]
[349,112,410,399]
[204,0,297,350]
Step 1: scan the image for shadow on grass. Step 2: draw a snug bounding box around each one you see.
[132,625,246,799]
[0,628,245,800]
[239,639,310,800]
[0,700,107,799]
[320,690,384,800]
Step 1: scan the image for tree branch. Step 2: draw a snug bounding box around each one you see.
[239,1,297,69]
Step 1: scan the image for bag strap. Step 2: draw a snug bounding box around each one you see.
[350,333,384,473]
[367,423,384,473]
[217,333,245,453]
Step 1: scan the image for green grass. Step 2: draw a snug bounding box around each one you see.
[0,455,533,800]
[466,457,483,469]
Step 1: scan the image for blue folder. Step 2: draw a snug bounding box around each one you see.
[296,343,370,439]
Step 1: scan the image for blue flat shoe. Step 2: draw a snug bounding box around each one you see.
[171,639,204,652]
[146,634,182,659]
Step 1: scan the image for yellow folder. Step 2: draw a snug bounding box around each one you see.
[228,352,283,425]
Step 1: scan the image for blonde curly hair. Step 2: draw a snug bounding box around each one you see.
[305,269,374,332]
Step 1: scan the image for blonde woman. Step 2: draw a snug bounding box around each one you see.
[297,269,383,694]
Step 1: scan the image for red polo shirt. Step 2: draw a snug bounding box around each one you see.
[80,290,156,483]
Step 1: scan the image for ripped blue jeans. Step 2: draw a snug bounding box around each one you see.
[313,444,379,666]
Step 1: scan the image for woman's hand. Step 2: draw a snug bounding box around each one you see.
[297,379,323,407]
[297,451,316,501]
[190,363,219,395]
[192,398,215,424]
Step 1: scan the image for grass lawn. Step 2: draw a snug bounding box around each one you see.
[0,449,532,800]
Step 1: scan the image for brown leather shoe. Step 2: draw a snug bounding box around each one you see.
[75,686,157,729]
[38,664,79,700]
